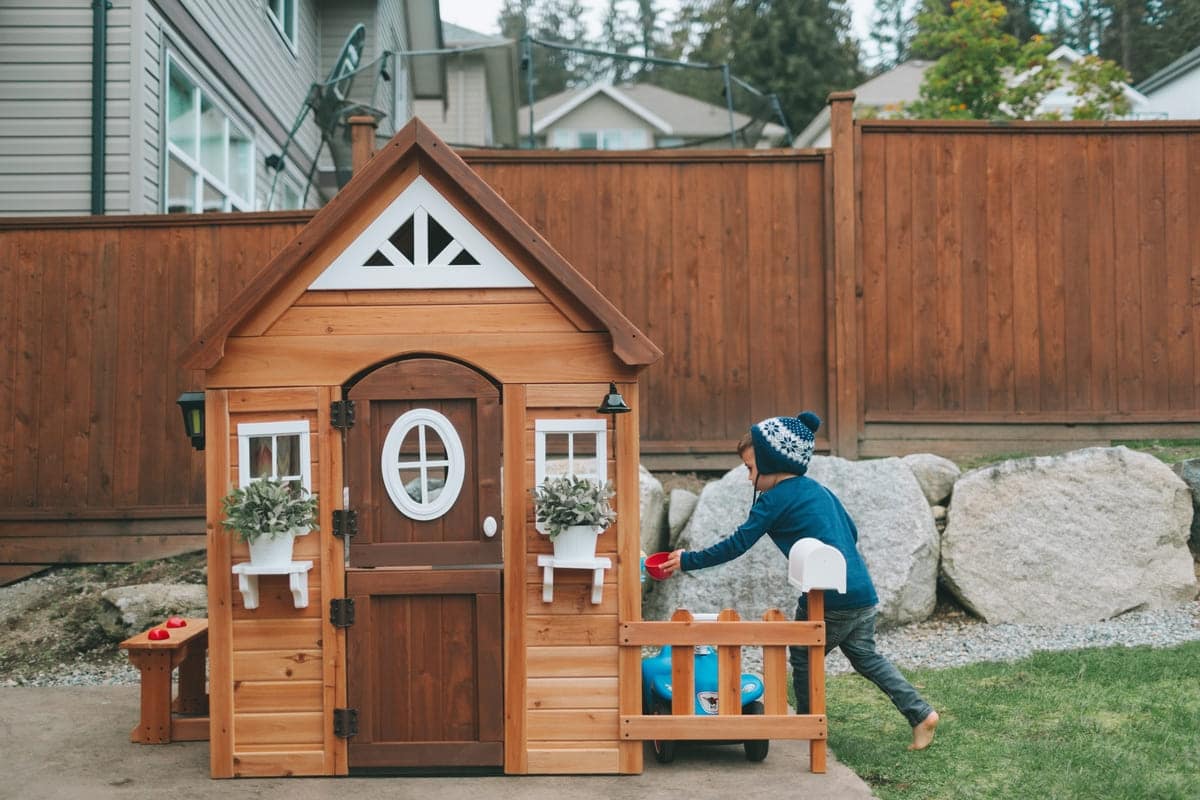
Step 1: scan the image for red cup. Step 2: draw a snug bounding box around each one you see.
[644,551,672,580]
[165,616,187,628]
[147,628,170,641]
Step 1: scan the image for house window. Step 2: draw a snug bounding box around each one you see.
[165,55,254,213]
[267,0,297,49]
[534,419,607,486]
[550,129,649,150]
[534,419,608,535]
[381,408,466,521]
[237,421,312,492]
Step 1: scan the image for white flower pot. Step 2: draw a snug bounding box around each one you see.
[247,529,299,567]
[552,525,600,561]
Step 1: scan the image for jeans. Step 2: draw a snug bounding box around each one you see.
[790,598,933,728]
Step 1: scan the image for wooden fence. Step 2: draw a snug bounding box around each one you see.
[849,115,1200,457]
[3,108,1200,567]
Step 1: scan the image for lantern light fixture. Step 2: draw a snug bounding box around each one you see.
[176,392,206,451]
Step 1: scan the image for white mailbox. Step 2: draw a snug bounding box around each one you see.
[788,538,847,594]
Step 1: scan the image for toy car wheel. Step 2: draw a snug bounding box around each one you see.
[651,698,676,763]
[742,700,769,762]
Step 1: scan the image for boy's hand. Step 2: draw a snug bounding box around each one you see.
[661,549,685,577]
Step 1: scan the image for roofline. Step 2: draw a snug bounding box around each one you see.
[181,119,661,371]
[1137,44,1200,94]
[793,106,831,148]
[532,84,674,135]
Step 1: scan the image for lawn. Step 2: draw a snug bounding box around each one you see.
[826,642,1200,800]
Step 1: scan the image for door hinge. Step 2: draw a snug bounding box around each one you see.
[330,598,355,628]
[332,509,358,539]
[333,708,358,739]
[331,400,355,429]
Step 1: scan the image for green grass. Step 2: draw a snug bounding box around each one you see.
[1112,439,1200,465]
[825,642,1200,800]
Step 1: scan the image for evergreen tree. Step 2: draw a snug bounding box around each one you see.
[723,0,864,132]
[869,0,917,69]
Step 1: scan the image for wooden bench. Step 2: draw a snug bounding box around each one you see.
[119,617,210,744]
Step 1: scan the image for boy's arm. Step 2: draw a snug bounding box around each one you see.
[678,497,774,572]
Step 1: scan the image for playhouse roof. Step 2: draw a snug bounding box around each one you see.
[182,118,661,371]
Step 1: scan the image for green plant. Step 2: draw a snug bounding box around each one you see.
[533,474,617,539]
[221,478,318,544]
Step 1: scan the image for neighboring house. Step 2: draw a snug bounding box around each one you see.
[411,22,519,148]
[0,0,444,216]
[795,45,1154,148]
[520,83,789,150]
[1136,44,1200,119]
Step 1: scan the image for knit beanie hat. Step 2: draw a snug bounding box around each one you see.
[750,411,822,476]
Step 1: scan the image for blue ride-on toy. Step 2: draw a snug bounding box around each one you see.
[640,640,769,763]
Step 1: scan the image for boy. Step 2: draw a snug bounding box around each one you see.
[660,411,939,750]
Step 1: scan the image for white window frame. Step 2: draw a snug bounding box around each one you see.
[534,419,608,536]
[380,408,466,521]
[534,419,608,486]
[164,53,255,213]
[267,0,298,53]
[237,420,313,491]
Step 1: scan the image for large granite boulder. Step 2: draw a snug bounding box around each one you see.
[99,583,208,640]
[942,447,1198,624]
[667,489,700,547]
[643,456,939,628]
[902,453,961,506]
[807,456,939,626]
[639,466,668,555]
[1171,458,1200,553]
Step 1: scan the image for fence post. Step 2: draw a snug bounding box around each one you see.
[828,92,860,460]
[807,589,827,773]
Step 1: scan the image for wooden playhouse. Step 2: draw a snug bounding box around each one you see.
[182,118,663,777]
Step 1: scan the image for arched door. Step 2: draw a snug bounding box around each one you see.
[343,358,503,770]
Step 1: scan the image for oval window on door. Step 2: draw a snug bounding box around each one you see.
[381,408,466,520]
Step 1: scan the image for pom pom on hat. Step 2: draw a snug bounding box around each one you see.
[750,411,822,476]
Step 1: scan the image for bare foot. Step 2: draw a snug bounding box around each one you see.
[908,710,939,750]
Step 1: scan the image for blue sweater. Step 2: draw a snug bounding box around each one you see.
[679,476,878,610]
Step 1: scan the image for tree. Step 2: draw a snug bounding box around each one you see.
[500,0,594,102]
[869,0,917,70]
[908,0,1058,118]
[702,0,864,133]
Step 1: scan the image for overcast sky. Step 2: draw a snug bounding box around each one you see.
[438,0,878,54]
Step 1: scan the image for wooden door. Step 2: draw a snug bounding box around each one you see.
[344,358,503,769]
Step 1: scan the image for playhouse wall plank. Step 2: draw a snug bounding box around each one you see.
[232,650,323,681]
[294,287,545,306]
[207,333,638,388]
[205,389,234,778]
[233,680,323,712]
[524,583,619,615]
[527,677,619,710]
[231,619,322,650]
[526,646,619,678]
[227,387,322,412]
[265,303,577,337]
[233,712,324,745]
[231,581,322,617]
[526,746,620,774]
[527,709,620,740]
[525,614,618,646]
[318,386,347,776]
[615,382,643,774]
[232,750,327,778]
[502,384,529,774]
[525,383,611,407]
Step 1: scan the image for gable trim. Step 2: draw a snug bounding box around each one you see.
[308,175,533,290]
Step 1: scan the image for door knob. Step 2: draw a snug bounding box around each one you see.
[483,516,498,538]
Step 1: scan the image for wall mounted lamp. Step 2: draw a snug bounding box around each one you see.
[176,391,206,451]
[595,382,631,416]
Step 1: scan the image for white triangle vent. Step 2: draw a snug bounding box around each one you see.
[309,176,533,290]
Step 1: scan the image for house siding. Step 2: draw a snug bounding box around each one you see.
[0,0,135,215]
[1144,69,1200,119]
[413,55,490,146]
[539,95,652,147]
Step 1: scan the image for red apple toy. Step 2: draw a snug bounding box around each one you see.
[147,628,170,641]
[165,616,186,628]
